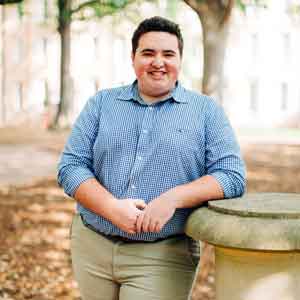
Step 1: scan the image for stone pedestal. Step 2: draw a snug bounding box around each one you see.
[185,193,300,300]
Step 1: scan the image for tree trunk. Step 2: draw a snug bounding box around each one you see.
[53,0,73,128]
[1,6,6,125]
[183,0,234,103]
[200,12,231,103]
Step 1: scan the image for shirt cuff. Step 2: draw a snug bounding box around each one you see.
[210,171,245,199]
[58,166,95,197]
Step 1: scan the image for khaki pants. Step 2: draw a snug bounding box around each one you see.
[70,214,197,300]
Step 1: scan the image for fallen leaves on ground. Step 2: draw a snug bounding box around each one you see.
[0,179,80,300]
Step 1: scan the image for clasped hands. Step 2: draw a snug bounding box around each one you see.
[112,195,177,235]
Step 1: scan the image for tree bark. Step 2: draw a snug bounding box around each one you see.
[183,0,234,103]
[53,0,73,128]
[1,6,6,125]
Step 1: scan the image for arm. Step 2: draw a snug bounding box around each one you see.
[57,96,100,197]
[136,175,223,233]
[74,178,145,234]
[137,101,246,233]
[161,174,224,209]
[57,95,145,234]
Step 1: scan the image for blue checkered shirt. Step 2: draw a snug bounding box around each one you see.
[57,81,246,241]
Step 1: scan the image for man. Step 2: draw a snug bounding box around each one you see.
[58,16,246,300]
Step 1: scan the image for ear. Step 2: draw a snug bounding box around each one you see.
[131,52,135,63]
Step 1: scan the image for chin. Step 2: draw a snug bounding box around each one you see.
[151,85,172,93]
[151,91,170,99]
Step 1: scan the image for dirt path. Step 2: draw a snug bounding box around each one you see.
[0,145,58,186]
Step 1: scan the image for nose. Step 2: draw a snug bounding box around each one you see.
[151,55,164,68]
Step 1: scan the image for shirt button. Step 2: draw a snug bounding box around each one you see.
[142,129,148,134]
[131,184,136,189]
[137,156,142,160]
[148,106,153,110]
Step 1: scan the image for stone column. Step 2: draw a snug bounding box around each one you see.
[185,193,300,300]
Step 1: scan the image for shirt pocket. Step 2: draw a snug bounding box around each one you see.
[159,126,201,154]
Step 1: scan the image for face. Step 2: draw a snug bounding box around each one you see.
[131,31,182,102]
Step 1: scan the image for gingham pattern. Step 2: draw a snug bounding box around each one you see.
[57,81,246,241]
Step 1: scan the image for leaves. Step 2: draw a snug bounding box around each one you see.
[0,0,23,4]
[236,0,268,11]
[0,180,79,300]
[236,0,246,12]
[71,0,136,19]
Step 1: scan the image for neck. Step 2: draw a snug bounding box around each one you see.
[139,92,171,104]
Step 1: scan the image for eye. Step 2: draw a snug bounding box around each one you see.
[164,52,176,57]
[141,51,154,57]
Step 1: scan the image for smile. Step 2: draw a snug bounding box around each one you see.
[148,71,166,79]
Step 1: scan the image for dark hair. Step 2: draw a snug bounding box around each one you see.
[132,16,183,56]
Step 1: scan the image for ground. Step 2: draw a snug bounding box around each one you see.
[0,125,299,300]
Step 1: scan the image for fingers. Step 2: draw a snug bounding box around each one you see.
[134,199,146,210]
[136,210,162,233]
[153,221,161,233]
[141,214,150,233]
[136,212,144,234]
[148,218,157,232]
[136,215,163,233]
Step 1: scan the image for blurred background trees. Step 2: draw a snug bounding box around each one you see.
[0,0,22,4]
[1,0,300,129]
[54,0,136,128]
[183,0,267,102]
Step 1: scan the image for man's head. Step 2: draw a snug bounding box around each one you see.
[132,16,183,57]
[131,17,183,102]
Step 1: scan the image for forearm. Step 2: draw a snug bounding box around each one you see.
[163,175,224,209]
[74,178,118,221]
[74,178,146,234]
[136,175,224,233]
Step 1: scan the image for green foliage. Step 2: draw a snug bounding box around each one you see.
[236,0,246,12]
[166,0,179,19]
[44,0,49,20]
[289,3,300,14]
[17,1,24,18]
[236,0,268,12]
[0,0,23,4]
[71,0,136,19]
[57,0,72,28]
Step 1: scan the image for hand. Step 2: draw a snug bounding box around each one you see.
[110,199,146,234]
[136,195,177,233]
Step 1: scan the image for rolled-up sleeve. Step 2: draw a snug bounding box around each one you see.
[205,101,246,198]
[57,94,102,197]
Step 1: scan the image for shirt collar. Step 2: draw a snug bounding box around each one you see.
[116,80,188,104]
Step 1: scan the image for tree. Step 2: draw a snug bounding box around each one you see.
[0,0,22,4]
[182,0,234,102]
[182,0,264,102]
[53,0,136,128]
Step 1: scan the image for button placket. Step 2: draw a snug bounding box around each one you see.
[127,105,155,191]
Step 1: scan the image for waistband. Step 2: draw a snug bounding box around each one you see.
[80,214,185,243]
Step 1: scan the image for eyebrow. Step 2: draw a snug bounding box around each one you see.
[140,48,177,54]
